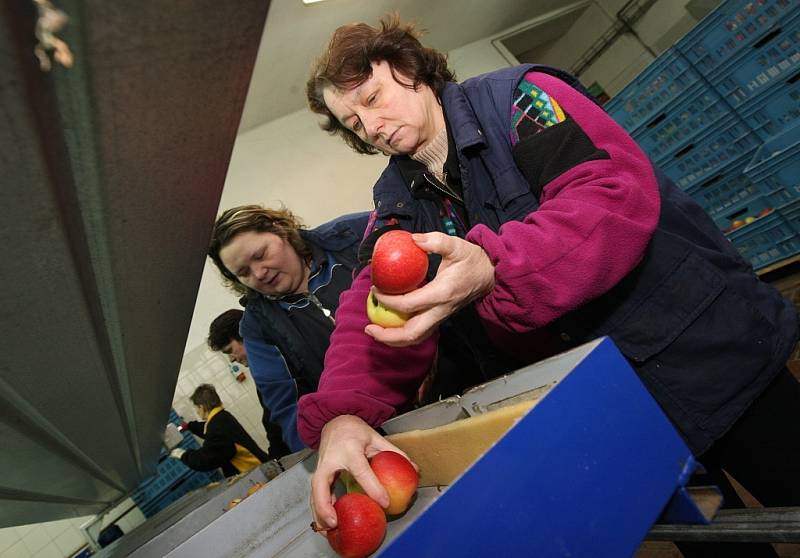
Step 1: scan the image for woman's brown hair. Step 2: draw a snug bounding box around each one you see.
[190,384,222,414]
[208,205,310,295]
[306,14,455,155]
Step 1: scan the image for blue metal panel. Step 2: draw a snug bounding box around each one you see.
[659,480,722,525]
[378,338,696,558]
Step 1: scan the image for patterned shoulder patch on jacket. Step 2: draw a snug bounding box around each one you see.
[510,76,568,145]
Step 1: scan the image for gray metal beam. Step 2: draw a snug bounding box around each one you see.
[649,507,800,543]
[0,0,269,527]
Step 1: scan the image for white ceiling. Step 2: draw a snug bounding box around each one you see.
[238,0,573,131]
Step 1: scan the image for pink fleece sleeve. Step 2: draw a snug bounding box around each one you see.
[297,267,438,448]
[466,71,660,333]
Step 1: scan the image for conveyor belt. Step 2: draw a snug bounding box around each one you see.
[649,507,800,543]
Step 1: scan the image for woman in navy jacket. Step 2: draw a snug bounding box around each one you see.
[208,205,370,452]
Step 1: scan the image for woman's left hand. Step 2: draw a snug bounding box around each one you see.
[365,232,495,347]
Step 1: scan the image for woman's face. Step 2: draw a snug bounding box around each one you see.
[323,60,445,156]
[219,230,307,296]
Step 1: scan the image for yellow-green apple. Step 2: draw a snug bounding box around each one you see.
[366,293,410,328]
[326,493,387,558]
[370,451,419,515]
[246,482,265,497]
[339,470,365,495]
[371,230,428,294]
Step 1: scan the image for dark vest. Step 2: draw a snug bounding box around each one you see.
[372,64,799,454]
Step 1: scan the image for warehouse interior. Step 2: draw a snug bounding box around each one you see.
[1,0,799,556]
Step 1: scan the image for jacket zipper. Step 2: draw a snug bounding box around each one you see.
[307,293,335,324]
[419,172,464,205]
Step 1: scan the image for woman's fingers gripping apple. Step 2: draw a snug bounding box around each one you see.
[366,232,495,347]
[310,415,415,531]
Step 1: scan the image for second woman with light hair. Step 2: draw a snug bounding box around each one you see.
[208,205,370,452]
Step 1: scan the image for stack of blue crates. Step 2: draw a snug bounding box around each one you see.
[605,0,800,270]
[735,122,800,268]
[131,409,224,518]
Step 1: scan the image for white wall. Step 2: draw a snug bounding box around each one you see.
[447,38,513,80]
[0,498,145,558]
[0,517,89,558]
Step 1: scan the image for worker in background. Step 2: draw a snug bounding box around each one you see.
[170,384,270,478]
[207,309,292,460]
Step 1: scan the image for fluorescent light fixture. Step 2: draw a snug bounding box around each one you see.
[302,0,328,4]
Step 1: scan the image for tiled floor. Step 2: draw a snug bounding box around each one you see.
[636,262,800,558]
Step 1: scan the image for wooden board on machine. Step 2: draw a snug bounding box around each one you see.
[386,398,539,487]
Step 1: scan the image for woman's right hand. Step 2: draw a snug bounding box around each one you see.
[310,414,416,531]
[366,232,496,347]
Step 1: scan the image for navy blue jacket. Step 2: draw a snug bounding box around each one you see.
[239,212,369,451]
[369,64,798,455]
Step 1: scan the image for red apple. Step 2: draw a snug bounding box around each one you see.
[758,207,773,217]
[224,498,242,511]
[371,230,428,294]
[370,451,419,516]
[326,493,386,558]
[366,292,410,328]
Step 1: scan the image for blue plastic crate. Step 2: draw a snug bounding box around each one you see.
[139,470,219,517]
[675,0,797,75]
[778,198,800,234]
[632,82,732,163]
[605,49,702,133]
[156,455,191,478]
[710,11,800,108]
[133,453,191,499]
[685,151,762,223]
[716,195,777,232]
[727,209,800,268]
[659,114,762,190]
[743,74,800,140]
[133,468,191,503]
[744,120,800,199]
